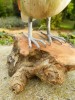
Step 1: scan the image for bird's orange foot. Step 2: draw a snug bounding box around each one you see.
[23,33,46,48]
[40,32,66,44]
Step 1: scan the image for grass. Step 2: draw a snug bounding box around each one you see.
[59,32,75,46]
[0,16,75,30]
[0,32,13,45]
[33,19,75,30]
[59,20,75,30]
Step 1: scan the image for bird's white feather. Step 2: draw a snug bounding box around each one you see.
[20,0,71,21]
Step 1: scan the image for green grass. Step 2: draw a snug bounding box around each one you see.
[59,33,75,46]
[0,17,75,30]
[0,32,13,45]
[59,20,75,30]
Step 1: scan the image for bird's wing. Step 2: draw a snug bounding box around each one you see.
[17,0,28,22]
[21,12,28,22]
[17,0,21,11]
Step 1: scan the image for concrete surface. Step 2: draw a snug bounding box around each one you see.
[0,45,75,100]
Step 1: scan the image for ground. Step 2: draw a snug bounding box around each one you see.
[0,28,72,35]
[0,28,75,100]
[0,45,75,100]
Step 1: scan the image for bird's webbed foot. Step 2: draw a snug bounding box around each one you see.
[23,33,46,48]
[40,32,66,44]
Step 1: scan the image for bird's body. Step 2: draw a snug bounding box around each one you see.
[18,0,71,48]
[19,0,71,19]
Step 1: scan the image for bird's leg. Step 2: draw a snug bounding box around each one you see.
[41,17,66,44]
[23,17,46,48]
[46,17,52,43]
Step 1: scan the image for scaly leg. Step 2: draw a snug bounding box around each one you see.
[23,17,46,48]
[40,17,66,44]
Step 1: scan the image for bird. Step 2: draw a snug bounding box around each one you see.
[17,0,71,48]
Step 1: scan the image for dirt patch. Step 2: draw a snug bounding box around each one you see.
[0,28,72,35]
